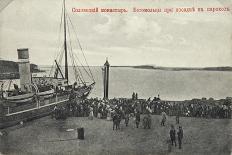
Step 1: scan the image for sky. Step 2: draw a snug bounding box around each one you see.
[0,0,232,67]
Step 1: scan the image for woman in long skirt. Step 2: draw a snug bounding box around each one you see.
[89,107,94,120]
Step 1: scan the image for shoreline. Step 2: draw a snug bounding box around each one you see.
[132,65,232,72]
[37,65,232,72]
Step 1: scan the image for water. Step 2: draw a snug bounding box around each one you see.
[37,66,232,101]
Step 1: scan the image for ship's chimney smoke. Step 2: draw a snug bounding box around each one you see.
[17,48,32,92]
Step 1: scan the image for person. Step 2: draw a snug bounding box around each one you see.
[69,89,76,101]
[177,126,183,149]
[125,113,129,127]
[97,107,102,119]
[135,111,140,128]
[132,92,135,100]
[176,113,180,124]
[161,111,167,126]
[143,115,148,129]
[169,125,177,147]
[51,105,58,119]
[60,106,67,120]
[107,110,112,121]
[116,113,121,130]
[147,113,151,129]
[72,82,78,90]
[12,84,20,96]
[89,107,94,120]
[112,112,118,130]
[24,85,30,93]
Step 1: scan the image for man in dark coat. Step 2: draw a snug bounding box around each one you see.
[176,112,180,124]
[169,125,177,146]
[112,112,118,130]
[177,126,183,149]
[135,112,140,128]
[125,113,129,127]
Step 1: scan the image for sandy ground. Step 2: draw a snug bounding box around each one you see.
[0,115,231,155]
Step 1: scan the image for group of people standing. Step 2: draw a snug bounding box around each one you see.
[134,97,232,119]
[169,125,183,150]
[60,95,231,121]
[110,104,184,150]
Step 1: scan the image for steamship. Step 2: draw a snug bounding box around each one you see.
[0,0,95,129]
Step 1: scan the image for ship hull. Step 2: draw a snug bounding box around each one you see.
[0,83,95,129]
[0,94,69,129]
[0,104,59,129]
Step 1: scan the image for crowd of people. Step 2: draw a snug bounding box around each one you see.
[140,97,232,119]
[52,92,232,120]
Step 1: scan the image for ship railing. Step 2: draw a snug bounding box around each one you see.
[5,93,69,116]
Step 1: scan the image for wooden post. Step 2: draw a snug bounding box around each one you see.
[103,58,110,100]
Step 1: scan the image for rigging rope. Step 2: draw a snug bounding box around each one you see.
[49,2,64,77]
[66,17,85,85]
[66,15,95,82]
[0,0,13,13]
[66,13,94,83]
[50,0,95,85]
[73,53,93,83]
[67,24,79,82]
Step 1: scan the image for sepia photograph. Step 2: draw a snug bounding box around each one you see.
[0,0,232,154]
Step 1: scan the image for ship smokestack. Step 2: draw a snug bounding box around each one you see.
[17,48,32,92]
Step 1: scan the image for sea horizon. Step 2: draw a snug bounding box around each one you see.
[34,66,232,101]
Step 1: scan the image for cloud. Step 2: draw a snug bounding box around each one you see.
[122,16,162,39]
[91,14,162,50]
[93,15,111,34]
[0,0,231,67]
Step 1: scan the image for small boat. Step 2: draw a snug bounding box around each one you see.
[37,89,55,99]
[1,82,35,104]
[3,92,35,104]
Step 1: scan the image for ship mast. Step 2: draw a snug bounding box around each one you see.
[63,0,68,83]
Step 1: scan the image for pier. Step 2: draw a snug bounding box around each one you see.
[0,107,231,155]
